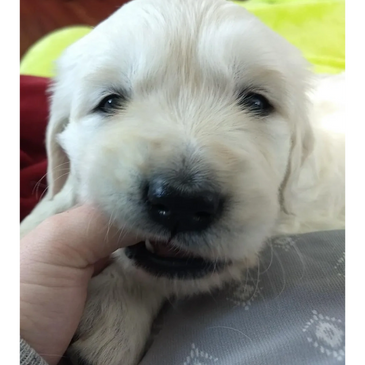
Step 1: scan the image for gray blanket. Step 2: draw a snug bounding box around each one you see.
[141,230,345,365]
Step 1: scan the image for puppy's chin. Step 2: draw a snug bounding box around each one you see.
[117,247,256,297]
[124,240,228,280]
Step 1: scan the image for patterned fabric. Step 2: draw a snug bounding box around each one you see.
[20,338,48,365]
[141,230,345,365]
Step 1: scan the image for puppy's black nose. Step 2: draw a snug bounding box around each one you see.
[146,178,223,233]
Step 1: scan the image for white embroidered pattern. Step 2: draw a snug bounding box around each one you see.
[183,343,218,365]
[271,236,298,252]
[302,310,345,361]
[334,251,345,278]
[226,277,262,309]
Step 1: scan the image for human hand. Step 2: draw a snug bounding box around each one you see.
[20,205,138,365]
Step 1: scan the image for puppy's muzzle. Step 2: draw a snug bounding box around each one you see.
[144,176,224,234]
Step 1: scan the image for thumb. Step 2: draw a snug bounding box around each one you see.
[21,205,140,270]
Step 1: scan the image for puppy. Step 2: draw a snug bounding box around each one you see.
[20,0,345,364]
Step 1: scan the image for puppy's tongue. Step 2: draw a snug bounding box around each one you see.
[145,239,194,258]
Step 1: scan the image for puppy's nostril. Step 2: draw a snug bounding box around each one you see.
[193,212,212,221]
[154,204,171,216]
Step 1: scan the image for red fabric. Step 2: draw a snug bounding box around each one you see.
[20,75,50,221]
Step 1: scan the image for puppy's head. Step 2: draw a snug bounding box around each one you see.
[46,0,313,290]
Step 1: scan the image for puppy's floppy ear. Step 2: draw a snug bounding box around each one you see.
[45,99,70,198]
[279,85,315,214]
[20,42,84,236]
[45,41,85,198]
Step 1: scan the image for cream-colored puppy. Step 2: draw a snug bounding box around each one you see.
[20,0,345,364]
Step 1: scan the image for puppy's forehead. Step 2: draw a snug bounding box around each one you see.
[79,0,301,93]
[72,0,306,109]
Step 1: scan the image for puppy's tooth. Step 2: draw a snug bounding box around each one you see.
[145,239,155,253]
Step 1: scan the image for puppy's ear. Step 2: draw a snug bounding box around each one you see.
[45,102,70,198]
[46,40,86,198]
[20,43,84,236]
[279,88,314,214]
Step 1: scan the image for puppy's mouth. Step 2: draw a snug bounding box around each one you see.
[124,239,226,279]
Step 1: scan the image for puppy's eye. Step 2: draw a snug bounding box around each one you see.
[96,94,126,114]
[237,91,273,116]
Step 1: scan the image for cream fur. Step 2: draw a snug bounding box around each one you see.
[20,0,345,364]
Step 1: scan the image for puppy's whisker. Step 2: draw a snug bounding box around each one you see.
[33,166,71,200]
[246,267,260,303]
[272,249,287,300]
[260,239,274,275]
[116,225,131,246]
[39,186,49,200]
[105,210,116,244]
[291,239,306,281]
[207,326,253,342]
[32,172,48,197]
